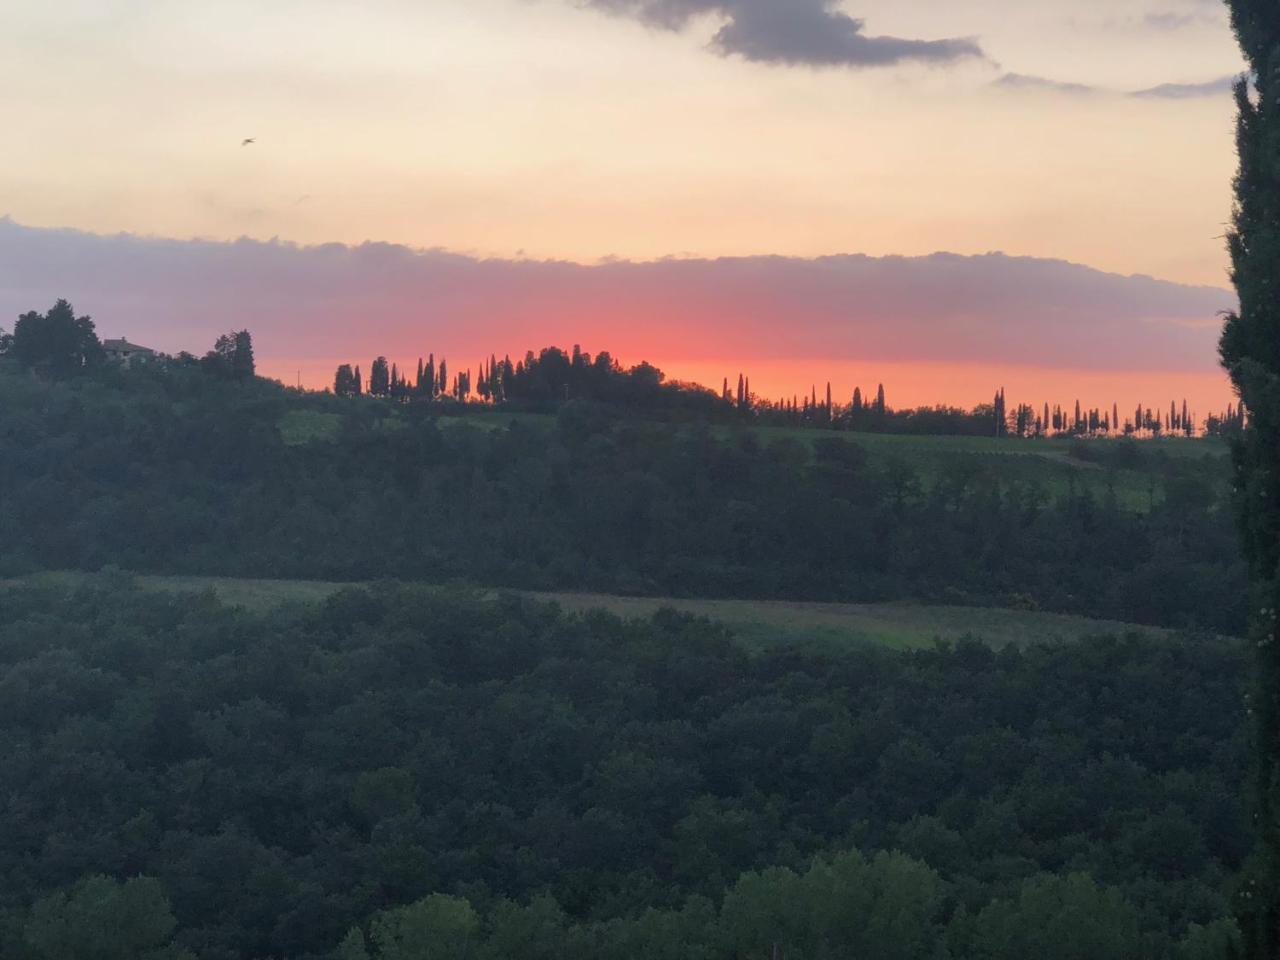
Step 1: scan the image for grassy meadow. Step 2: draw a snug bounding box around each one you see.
[3,570,1171,652]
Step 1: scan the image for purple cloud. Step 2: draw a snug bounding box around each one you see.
[0,218,1232,377]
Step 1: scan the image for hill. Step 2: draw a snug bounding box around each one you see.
[0,358,1245,634]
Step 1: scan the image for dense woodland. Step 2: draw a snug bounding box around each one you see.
[0,347,1246,634]
[0,300,1257,959]
[0,582,1247,959]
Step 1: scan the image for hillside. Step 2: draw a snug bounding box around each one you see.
[0,359,1244,633]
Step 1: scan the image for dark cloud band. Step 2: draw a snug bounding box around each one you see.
[582,0,984,68]
[0,218,1231,375]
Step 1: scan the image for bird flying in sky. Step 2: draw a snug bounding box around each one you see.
[241,138,255,146]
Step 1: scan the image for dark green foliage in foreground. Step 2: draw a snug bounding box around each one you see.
[1221,2,1280,954]
[0,582,1248,959]
[0,361,1245,633]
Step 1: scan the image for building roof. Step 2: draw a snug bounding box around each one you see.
[103,338,156,354]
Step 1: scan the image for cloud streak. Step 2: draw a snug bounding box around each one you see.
[993,73,1098,96]
[581,0,984,68]
[0,219,1232,383]
[992,72,1239,100]
[1131,75,1239,99]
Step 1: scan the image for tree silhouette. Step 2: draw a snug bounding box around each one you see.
[334,364,357,397]
[1221,5,1280,955]
[9,300,104,378]
[369,357,390,398]
[202,330,255,381]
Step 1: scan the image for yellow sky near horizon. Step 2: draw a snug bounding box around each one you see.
[0,0,1245,287]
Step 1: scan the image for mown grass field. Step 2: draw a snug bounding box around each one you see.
[3,571,1169,652]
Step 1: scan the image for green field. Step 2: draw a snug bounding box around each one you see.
[746,427,1228,512]
[278,409,345,445]
[3,571,1169,652]
[278,406,1228,514]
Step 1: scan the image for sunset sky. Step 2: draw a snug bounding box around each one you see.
[0,0,1247,412]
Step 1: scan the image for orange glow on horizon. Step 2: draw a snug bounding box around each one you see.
[261,353,1237,427]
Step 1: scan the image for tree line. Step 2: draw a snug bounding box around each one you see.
[0,302,1234,442]
[0,299,256,382]
[331,345,1232,439]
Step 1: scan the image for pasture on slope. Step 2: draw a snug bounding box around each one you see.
[3,570,1172,651]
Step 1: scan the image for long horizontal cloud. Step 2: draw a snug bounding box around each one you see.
[0,218,1232,378]
[1131,76,1238,99]
[582,0,984,68]
[993,73,1097,96]
[993,71,1240,100]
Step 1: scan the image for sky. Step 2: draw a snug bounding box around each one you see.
[0,0,1247,411]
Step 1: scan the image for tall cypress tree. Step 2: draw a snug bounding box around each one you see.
[1221,6,1280,955]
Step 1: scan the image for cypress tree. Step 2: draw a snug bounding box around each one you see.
[230,330,255,380]
[1221,6,1280,953]
[334,364,355,396]
[369,357,390,397]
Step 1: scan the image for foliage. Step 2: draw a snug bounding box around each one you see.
[22,875,194,960]
[6,299,103,378]
[0,361,1246,633]
[1220,4,1280,956]
[0,583,1248,959]
[201,330,255,381]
